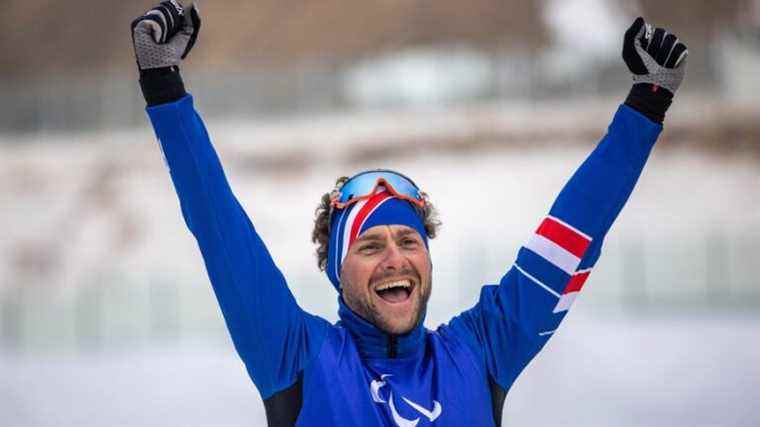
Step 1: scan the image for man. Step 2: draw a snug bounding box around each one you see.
[131,2,687,426]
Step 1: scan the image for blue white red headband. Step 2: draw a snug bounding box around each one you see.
[326,190,428,290]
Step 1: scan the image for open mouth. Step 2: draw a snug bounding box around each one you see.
[374,279,414,304]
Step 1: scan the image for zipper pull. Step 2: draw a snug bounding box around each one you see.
[388,335,398,359]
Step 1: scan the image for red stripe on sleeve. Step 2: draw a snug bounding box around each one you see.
[564,270,591,294]
[535,217,591,258]
[348,192,392,247]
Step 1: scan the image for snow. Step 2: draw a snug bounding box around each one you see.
[2,313,759,426]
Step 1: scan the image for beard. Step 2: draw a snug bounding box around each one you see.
[368,286,430,335]
[343,266,432,335]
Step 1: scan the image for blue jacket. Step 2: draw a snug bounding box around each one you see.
[146,95,661,426]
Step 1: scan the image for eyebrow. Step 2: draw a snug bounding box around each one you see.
[355,232,385,242]
[354,227,419,243]
[394,228,419,238]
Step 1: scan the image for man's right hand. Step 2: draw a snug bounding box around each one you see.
[131,1,201,106]
[131,1,201,71]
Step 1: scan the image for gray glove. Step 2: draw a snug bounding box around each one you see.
[622,17,688,123]
[623,17,688,95]
[131,1,201,70]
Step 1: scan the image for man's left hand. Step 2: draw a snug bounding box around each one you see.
[622,17,688,123]
[623,17,688,96]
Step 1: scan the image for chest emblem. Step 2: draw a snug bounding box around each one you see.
[370,374,443,426]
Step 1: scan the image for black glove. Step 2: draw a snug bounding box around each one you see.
[622,17,688,123]
[130,1,201,106]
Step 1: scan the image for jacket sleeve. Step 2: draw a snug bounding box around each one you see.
[445,104,662,392]
[146,95,329,399]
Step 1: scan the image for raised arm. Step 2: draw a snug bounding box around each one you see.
[445,18,688,392]
[131,2,329,399]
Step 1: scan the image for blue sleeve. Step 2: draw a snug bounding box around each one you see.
[146,95,329,399]
[445,104,662,391]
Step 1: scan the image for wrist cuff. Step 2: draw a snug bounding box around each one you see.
[139,67,187,106]
[624,83,673,124]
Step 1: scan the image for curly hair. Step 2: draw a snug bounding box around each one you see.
[312,176,441,271]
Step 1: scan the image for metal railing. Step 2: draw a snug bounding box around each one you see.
[2,230,757,354]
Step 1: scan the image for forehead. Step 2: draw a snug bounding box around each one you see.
[356,224,422,241]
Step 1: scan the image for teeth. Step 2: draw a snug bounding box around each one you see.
[376,280,411,291]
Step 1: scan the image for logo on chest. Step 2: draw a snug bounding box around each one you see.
[370,374,443,426]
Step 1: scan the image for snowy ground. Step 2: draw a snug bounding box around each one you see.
[2,312,759,427]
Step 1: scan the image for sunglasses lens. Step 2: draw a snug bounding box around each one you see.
[337,171,421,204]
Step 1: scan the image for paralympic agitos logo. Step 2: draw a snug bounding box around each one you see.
[370,374,442,426]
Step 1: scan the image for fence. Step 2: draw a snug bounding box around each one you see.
[2,228,758,355]
[0,41,730,134]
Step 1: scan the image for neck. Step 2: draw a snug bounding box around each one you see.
[337,297,426,359]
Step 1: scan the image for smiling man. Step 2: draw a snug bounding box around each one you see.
[339,222,431,335]
[316,173,438,338]
[131,2,687,426]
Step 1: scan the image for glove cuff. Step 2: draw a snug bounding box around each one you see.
[624,83,673,124]
[139,67,187,106]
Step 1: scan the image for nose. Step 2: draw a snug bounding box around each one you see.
[379,239,406,272]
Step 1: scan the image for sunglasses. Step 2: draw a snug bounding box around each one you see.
[329,169,426,210]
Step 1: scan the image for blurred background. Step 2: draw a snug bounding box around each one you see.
[1,0,759,426]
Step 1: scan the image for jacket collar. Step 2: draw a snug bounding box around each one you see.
[337,297,426,359]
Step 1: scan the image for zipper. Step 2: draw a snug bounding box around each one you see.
[387,334,398,359]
